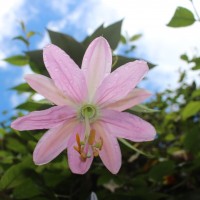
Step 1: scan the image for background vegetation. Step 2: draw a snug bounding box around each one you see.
[0,3,200,200]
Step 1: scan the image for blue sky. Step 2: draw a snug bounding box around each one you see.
[1,0,200,121]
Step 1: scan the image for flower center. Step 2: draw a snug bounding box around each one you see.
[80,104,97,121]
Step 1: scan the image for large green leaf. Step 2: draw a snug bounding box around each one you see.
[16,101,52,112]
[4,55,29,66]
[182,101,200,120]
[48,29,85,66]
[112,55,155,71]
[167,7,196,27]
[102,20,123,49]
[26,50,48,75]
[83,24,104,45]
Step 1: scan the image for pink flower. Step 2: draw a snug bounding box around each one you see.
[11,37,156,174]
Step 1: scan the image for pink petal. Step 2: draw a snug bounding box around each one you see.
[94,122,121,174]
[43,44,87,103]
[95,60,149,106]
[11,105,76,131]
[104,88,151,111]
[81,37,112,100]
[67,124,93,174]
[25,74,74,106]
[101,109,156,142]
[33,120,77,165]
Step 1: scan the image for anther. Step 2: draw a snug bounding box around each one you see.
[88,129,96,145]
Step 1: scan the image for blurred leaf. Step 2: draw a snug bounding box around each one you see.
[26,50,47,74]
[16,101,52,112]
[192,89,200,98]
[27,31,36,38]
[149,161,175,181]
[119,138,154,158]
[20,21,26,32]
[112,55,155,71]
[130,33,142,41]
[13,179,42,199]
[180,54,189,62]
[129,104,159,113]
[13,36,29,46]
[48,29,85,66]
[83,24,104,45]
[120,35,126,44]
[182,101,200,120]
[11,83,34,93]
[0,156,34,190]
[4,55,29,66]
[103,19,123,49]
[6,138,27,154]
[167,7,195,27]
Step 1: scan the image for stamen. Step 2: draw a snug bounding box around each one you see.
[88,129,96,145]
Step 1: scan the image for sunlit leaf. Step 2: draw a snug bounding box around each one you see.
[26,31,36,38]
[129,104,159,113]
[182,101,200,120]
[167,7,195,27]
[130,33,142,41]
[4,55,29,66]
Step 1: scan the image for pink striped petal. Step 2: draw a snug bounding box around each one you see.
[95,61,148,106]
[101,109,156,142]
[25,74,74,106]
[81,37,112,100]
[104,88,151,111]
[67,124,93,174]
[43,44,87,103]
[11,105,76,131]
[33,120,77,165]
[94,122,121,174]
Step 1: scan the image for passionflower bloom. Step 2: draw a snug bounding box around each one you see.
[11,37,156,174]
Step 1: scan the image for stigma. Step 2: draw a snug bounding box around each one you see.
[73,129,103,161]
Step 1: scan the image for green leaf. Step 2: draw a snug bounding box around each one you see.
[0,156,34,190]
[26,31,36,38]
[11,83,34,93]
[6,138,27,154]
[13,179,42,199]
[83,24,104,45]
[192,89,200,98]
[13,36,29,46]
[129,104,159,113]
[182,101,200,120]
[48,29,85,66]
[112,55,155,71]
[4,55,29,66]
[16,101,52,112]
[103,19,123,49]
[167,7,196,27]
[149,161,175,181]
[118,138,154,158]
[130,33,142,41]
[120,35,127,44]
[26,50,48,74]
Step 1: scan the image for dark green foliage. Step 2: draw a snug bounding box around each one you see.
[1,18,200,200]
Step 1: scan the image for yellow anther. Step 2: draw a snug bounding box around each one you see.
[76,133,81,147]
[80,152,87,162]
[99,137,103,150]
[88,129,96,145]
[73,146,80,153]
